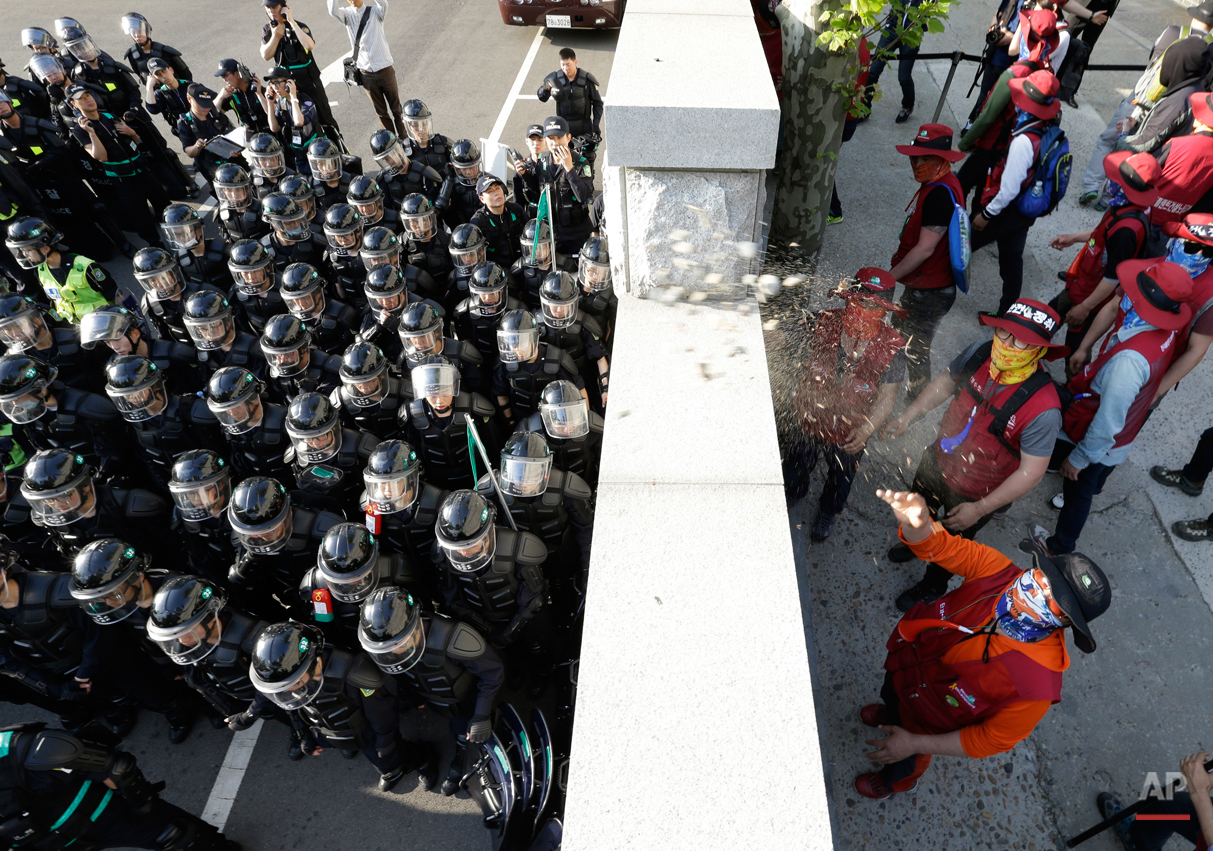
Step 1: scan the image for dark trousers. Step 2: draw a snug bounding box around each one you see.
[971,206,1033,315]
[1056,0,1118,100]
[292,63,338,132]
[1126,792,1205,851]
[877,672,933,789]
[99,172,168,247]
[957,147,998,201]
[908,446,996,590]
[361,66,405,138]
[894,284,957,397]
[867,29,920,109]
[1046,439,1117,555]
[829,118,859,217]
[1183,427,1213,484]
[783,438,864,515]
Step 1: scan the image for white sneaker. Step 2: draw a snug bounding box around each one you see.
[1050,492,1064,510]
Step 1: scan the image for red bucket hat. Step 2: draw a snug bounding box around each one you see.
[835,267,903,314]
[1164,212,1213,247]
[979,298,1070,360]
[1102,151,1162,207]
[1009,69,1061,120]
[1020,9,1061,64]
[1191,91,1213,128]
[1117,259,1195,331]
[895,123,965,162]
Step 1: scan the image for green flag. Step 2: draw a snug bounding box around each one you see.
[532,184,552,264]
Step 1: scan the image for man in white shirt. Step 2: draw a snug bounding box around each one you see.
[328,0,403,137]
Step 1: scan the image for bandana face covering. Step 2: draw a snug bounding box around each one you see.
[994,567,1066,643]
[841,301,886,341]
[1118,293,1150,335]
[988,334,1045,384]
[1104,180,1130,209]
[1166,236,1213,278]
[912,156,951,185]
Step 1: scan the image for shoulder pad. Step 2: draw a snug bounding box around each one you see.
[323,353,344,375]
[189,396,218,425]
[356,431,380,458]
[346,652,388,690]
[23,729,109,772]
[283,444,296,465]
[47,573,78,609]
[262,403,287,437]
[162,45,183,58]
[407,398,427,426]
[516,530,548,565]
[314,509,346,536]
[76,390,119,422]
[457,340,483,367]
[122,488,169,519]
[470,393,495,418]
[446,622,488,661]
[517,412,543,434]
[563,471,593,502]
[168,341,196,362]
[558,352,579,376]
[588,410,605,435]
[298,566,321,596]
[585,71,601,87]
[329,387,345,409]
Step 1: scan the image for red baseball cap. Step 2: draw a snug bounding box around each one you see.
[1009,70,1061,120]
[895,123,965,162]
[1117,259,1194,331]
[1102,151,1161,207]
[837,268,900,313]
[979,298,1069,360]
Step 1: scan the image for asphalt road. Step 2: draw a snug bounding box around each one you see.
[0,2,617,849]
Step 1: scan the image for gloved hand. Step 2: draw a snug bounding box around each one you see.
[55,678,89,702]
[487,628,509,650]
[466,716,492,744]
[228,551,254,585]
[225,711,255,732]
[300,731,320,756]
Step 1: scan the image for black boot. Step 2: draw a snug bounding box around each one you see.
[287,730,304,761]
[416,743,440,792]
[441,743,467,797]
[165,701,196,745]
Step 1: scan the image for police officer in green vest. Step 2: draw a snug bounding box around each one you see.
[0,723,240,850]
[5,217,113,325]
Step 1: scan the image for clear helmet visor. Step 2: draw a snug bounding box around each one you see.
[438,523,496,573]
[541,298,578,328]
[325,229,361,252]
[162,221,203,251]
[450,245,486,269]
[252,654,324,709]
[185,315,236,350]
[361,244,399,272]
[497,327,539,363]
[264,345,308,377]
[454,163,481,186]
[288,424,341,465]
[319,565,379,604]
[79,311,131,349]
[207,394,263,435]
[231,266,273,295]
[0,312,48,351]
[541,399,590,439]
[359,618,426,674]
[72,570,145,625]
[342,373,386,407]
[404,117,433,146]
[231,508,293,554]
[471,286,506,316]
[28,53,66,83]
[24,478,95,527]
[283,289,325,321]
[10,244,47,270]
[410,362,459,399]
[108,377,167,422]
[0,381,49,424]
[364,467,419,514]
[308,154,342,182]
[247,150,286,178]
[500,455,552,497]
[579,257,611,291]
[403,211,437,241]
[121,16,151,39]
[269,213,311,243]
[351,198,383,224]
[135,266,185,300]
[399,327,441,357]
[217,183,250,206]
[66,35,100,62]
[147,607,224,665]
[169,474,231,521]
[374,144,408,175]
[523,240,552,268]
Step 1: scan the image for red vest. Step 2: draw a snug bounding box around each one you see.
[1063,314,1178,448]
[885,564,1063,736]
[972,62,1038,152]
[1064,205,1149,304]
[891,171,963,290]
[1154,132,1213,226]
[980,129,1042,208]
[934,355,1061,500]
[795,310,905,445]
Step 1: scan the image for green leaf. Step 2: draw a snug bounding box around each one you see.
[927,17,945,32]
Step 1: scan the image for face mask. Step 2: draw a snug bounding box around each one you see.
[1166,236,1212,277]
[911,156,950,184]
[994,567,1066,643]
[1104,180,1130,209]
[1118,294,1150,334]
[988,334,1045,384]
[1013,108,1039,132]
[841,301,886,341]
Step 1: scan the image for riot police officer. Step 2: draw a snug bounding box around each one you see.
[523,116,595,254]
[538,271,609,412]
[308,137,356,214]
[359,263,407,363]
[259,314,343,401]
[361,439,448,573]
[359,586,505,796]
[227,239,286,334]
[511,217,576,309]
[347,173,399,232]
[213,163,269,243]
[331,341,409,438]
[446,139,484,226]
[247,621,438,792]
[578,234,616,346]
[491,309,585,426]
[133,247,224,347]
[284,391,379,515]
[121,12,192,82]
[398,302,486,395]
[280,263,358,353]
[162,204,229,288]
[0,60,51,119]
[299,522,428,648]
[61,26,140,119]
[6,216,117,323]
[261,193,324,269]
[0,354,126,471]
[79,305,205,395]
[0,723,239,850]
[363,232,447,313]
[182,290,269,381]
[104,355,221,493]
[277,173,324,243]
[168,450,239,584]
[244,132,292,201]
[400,99,454,172]
[470,174,526,269]
[401,193,454,283]
[406,357,500,491]
[321,203,366,307]
[20,449,171,560]
[0,294,106,393]
[516,379,604,490]
[445,223,488,314]
[453,262,523,360]
[204,367,292,481]
[537,48,603,152]
[368,128,446,208]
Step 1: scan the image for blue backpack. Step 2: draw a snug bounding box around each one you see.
[927,182,972,294]
[1017,124,1072,218]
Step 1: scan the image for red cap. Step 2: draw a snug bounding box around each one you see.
[1009,70,1061,120]
[1117,259,1195,331]
[1191,91,1213,128]
[1102,151,1162,207]
[1164,212,1213,247]
[978,298,1069,360]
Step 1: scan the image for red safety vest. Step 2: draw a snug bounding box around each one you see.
[971,61,1039,153]
[980,128,1043,209]
[795,310,905,445]
[934,352,1062,500]
[891,171,964,290]
[886,564,1063,736]
[1063,312,1178,448]
[1153,132,1213,226]
[1063,205,1149,305]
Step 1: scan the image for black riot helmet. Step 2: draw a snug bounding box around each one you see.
[358,587,425,674]
[0,353,57,424]
[249,621,325,709]
[450,138,482,186]
[278,174,317,222]
[70,538,149,625]
[449,223,486,270]
[6,217,61,269]
[161,203,204,251]
[364,265,407,314]
[398,302,443,357]
[285,392,342,465]
[363,439,420,514]
[20,448,96,528]
[468,262,509,317]
[347,175,385,224]
[104,355,167,423]
[500,431,553,498]
[496,308,541,363]
[401,99,433,146]
[317,522,381,603]
[540,271,581,328]
[0,294,51,352]
[147,575,227,665]
[539,379,590,439]
[213,163,252,209]
[228,476,293,554]
[227,239,275,295]
[435,490,497,573]
[519,218,553,268]
[279,263,327,322]
[183,290,237,351]
[361,226,400,272]
[246,132,287,178]
[169,449,231,522]
[400,193,437,241]
[206,367,266,434]
[79,305,138,352]
[579,235,611,292]
[132,246,185,300]
[120,12,152,40]
[307,137,343,182]
[339,341,389,407]
[61,26,100,63]
[259,314,311,377]
[323,203,363,253]
[369,128,410,175]
[410,354,460,412]
[262,193,310,243]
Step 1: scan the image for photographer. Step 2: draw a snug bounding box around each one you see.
[328,0,404,138]
[1097,751,1213,850]
[265,66,320,175]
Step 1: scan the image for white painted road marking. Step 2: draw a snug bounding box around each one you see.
[201,720,264,832]
[487,27,548,150]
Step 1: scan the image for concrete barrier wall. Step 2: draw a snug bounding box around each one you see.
[563,2,834,847]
